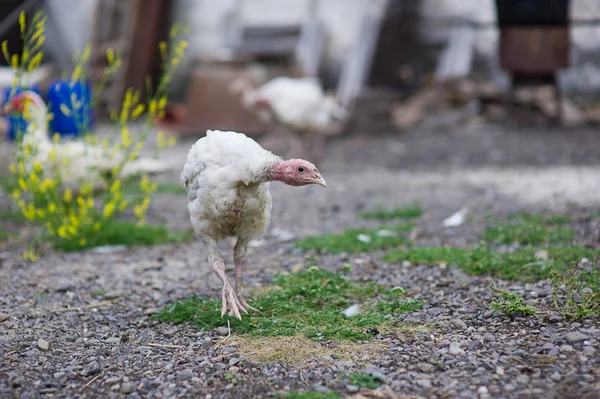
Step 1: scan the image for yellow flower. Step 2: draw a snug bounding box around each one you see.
[106,48,115,64]
[36,209,45,218]
[103,202,116,218]
[120,126,131,148]
[12,189,20,199]
[59,103,71,117]
[80,183,92,196]
[72,65,82,82]
[63,189,72,202]
[131,104,145,119]
[76,196,85,208]
[29,172,39,186]
[40,179,53,193]
[58,225,68,238]
[48,148,57,163]
[68,225,77,236]
[110,179,122,194]
[79,238,86,246]
[18,178,27,191]
[167,137,177,147]
[32,161,42,173]
[11,54,19,68]
[118,200,128,211]
[87,198,93,208]
[93,222,102,232]
[9,164,16,174]
[81,44,91,62]
[48,203,57,213]
[18,12,25,34]
[158,97,167,111]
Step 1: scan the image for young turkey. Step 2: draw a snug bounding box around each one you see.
[180,129,326,319]
[230,76,348,164]
[0,91,174,191]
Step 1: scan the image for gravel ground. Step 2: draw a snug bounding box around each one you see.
[1,117,600,399]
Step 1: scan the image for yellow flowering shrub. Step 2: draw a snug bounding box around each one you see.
[4,12,188,258]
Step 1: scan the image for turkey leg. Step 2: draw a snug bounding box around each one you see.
[203,237,246,319]
[234,237,259,313]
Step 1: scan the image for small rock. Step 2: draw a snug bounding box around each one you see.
[416,379,432,389]
[144,308,159,315]
[216,327,229,336]
[483,334,495,342]
[37,339,49,351]
[583,346,595,354]
[313,385,329,394]
[0,313,9,323]
[228,358,239,366]
[549,315,563,323]
[453,319,468,330]
[565,332,588,343]
[346,384,359,393]
[120,382,136,394]
[53,372,65,379]
[105,337,120,344]
[548,347,560,356]
[516,374,530,385]
[365,367,386,383]
[504,384,516,392]
[449,342,465,356]
[418,363,435,373]
[162,327,179,336]
[550,372,562,382]
[560,345,575,353]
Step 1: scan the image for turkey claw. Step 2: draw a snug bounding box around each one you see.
[221,284,247,320]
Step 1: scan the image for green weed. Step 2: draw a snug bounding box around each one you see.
[294,224,413,254]
[551,265,600,320]
[484,214,574,245]
[489,285,536,317]
[53,220,193,252]
[358,203,423,220]
[384,244,597,282]
[345,373,384,389]
[153,267,422,341]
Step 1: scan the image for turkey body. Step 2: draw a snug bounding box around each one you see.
[180,130,280,241]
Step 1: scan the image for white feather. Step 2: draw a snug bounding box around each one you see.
[180,130,282,240]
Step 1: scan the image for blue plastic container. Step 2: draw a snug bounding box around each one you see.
[1,85,41,141]
[47,79,93,137]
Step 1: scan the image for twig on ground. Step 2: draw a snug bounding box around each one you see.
[79,371,104,392]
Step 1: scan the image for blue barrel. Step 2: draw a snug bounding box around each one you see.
[1,85,42,141]
[47,79,93,137]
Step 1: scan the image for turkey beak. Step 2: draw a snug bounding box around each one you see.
[312,173,327,188]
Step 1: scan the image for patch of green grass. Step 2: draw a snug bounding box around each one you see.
[153,267,422,341]
[384,244,597,282]
[90,290,106,297]
[551,266,600,320]
[345,373,384,389]
[0,225,8,241]
[53,220,194,252]
[282,392,340,399]
[490,285,536,317]
[484,213,575,245]
[294,224,413,254]
[359,203,423,220]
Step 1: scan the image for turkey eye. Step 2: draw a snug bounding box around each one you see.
[297,167,304,172]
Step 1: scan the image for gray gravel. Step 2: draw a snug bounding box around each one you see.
[1,119,600,399]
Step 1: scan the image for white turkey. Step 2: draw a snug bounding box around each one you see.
[230,76,348,164]
[0,90,173,190]
[180,129,326,319]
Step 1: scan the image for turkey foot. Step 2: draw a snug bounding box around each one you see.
[221,283,248,320]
